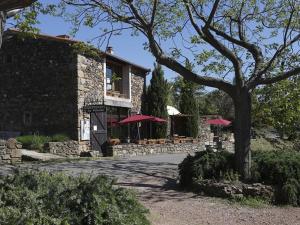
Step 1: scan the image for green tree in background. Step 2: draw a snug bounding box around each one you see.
[179,61,199,137]
[147,64,168,138]
[198,90,234,119]
[252,77,300,139]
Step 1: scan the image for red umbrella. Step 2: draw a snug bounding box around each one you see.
[206,118,231,126]
[119,114,167,139]
[118,114,154,124]
[150,117,167,123]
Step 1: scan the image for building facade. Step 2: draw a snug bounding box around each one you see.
[0,30,150,153]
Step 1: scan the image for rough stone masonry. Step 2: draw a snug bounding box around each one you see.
[0,138,21,164]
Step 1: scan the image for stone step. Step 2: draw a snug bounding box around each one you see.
[20,149,64,161]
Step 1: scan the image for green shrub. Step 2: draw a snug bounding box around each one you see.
[251,151,300,205]
[0,172,150,225]
[179,150,300,206]
[178,150,236,187]
[17,134,70,151]
[51,133,70,142]
[17,135,51,151]
[281,179,300,206]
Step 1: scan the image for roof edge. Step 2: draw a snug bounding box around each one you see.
[5,29,151,74]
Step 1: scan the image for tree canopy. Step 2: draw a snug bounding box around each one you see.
[51,0,300,93]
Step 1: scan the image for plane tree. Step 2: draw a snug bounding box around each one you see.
[46,0,300,179]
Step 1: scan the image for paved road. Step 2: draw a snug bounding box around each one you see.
[1,153,300,225]
[0,153,188,193]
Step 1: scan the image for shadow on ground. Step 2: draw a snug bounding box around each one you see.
[1,155,195,202]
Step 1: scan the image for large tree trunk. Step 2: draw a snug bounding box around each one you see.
[234,88,252,180]
[0,11,5,49]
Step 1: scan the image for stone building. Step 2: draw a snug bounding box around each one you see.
[0,29,150,153]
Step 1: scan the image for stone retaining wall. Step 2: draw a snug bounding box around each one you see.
[0,139,22,164]
[195,180,274,200]
[46,141,82,157]
[107,142,206,157]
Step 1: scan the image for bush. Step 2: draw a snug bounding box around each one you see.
[0,172,150,225]
[178,150,236,187]
[179,150,300,206]
[17,134,70,151]
[51,133,70,142]
[251,151,300,205]
[17,135,51,151]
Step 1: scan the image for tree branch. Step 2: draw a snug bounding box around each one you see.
[203,0,220,30]
[258,67,300,85]
[150,0,158,27]
[146,29,234,97]
[184,0,243,88]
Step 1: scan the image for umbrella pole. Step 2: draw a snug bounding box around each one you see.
[137,123,140,140]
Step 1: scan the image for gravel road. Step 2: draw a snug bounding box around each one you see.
[1,153,299,225]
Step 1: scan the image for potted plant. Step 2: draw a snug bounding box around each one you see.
[108,137,120,145]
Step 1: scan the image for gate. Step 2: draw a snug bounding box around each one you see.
[90,110,107,154]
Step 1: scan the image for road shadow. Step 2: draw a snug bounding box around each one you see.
[2,156,195,202]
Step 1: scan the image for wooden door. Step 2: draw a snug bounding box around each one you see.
[90,110,107,154]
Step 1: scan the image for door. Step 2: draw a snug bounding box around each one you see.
[90,110,107,154]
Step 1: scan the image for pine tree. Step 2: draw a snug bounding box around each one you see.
[179,61,199,138]
[147,64,168,138]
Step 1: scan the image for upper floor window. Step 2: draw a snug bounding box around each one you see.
[106,63,123,93]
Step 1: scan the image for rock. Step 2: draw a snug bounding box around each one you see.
[10,149,21,158]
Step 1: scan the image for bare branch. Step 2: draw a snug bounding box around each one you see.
[150,0,158,27]
[204,0,220,30]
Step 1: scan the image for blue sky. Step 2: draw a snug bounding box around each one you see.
[30,6,178,84]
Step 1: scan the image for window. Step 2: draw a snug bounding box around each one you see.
[106,63,122,92]
[23,112,32,126]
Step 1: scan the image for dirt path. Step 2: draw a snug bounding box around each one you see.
[1,154,300,225]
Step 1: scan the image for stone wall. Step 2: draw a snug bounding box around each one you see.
[0,33,78,139]
[76,54,104,147]
[46,141,82,157]
[131,69,145,113]
[107,142,206,157]
[0,139,22,164]
[195,180,274,200]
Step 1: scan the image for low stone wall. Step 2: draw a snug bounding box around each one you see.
[195,180,274,200]
[0,139,22,164]
[107,142,206,157]
[46,141,82,157]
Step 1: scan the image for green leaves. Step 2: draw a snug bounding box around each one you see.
[252,77,300,138]
[146,63,168,138]
[0,172,150,225]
